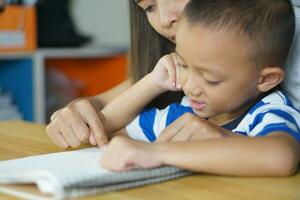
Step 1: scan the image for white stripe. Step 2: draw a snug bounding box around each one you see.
[126,115,150,142]
[181,96,190,107]
[153,107,169,139]
[249,112,299,137]
[233,92,300,135]
[261,91,286,105]
[233,113,252,133]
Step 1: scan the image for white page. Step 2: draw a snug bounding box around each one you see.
[0,148,113,195]
[0,147,192,200]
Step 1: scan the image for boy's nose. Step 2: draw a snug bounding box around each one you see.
[183,75,204,98]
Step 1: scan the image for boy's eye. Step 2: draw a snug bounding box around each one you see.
[144,4,156,13]
[205,80,221,86]
[177,63,188,69]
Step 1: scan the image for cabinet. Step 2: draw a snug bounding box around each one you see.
[0,47,127,123]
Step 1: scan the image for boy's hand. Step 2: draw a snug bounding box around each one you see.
[156,113,237,142]
[46,98,108,149]
[100,137,162,171]
[150,53,182,91]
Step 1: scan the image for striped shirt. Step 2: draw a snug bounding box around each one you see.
[126,91,300,143]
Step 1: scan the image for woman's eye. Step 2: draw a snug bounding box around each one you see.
[144,4,155,13]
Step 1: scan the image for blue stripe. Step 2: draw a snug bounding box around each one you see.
[277,91,287,105]
[281,91,300,112]
[256,123,300,143]
[166,104,194,127]
[248,100,266,115]
[139,108,157,142]
[232,131,248,136]
[285,94,295,108]
[248,109,300,133]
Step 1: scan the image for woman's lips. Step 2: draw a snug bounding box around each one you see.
[189,99,207,110]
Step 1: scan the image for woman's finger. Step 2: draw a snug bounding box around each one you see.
[77,101,108,147]
[46,124,69,149]
[56,117,81,148]
[89,132,97,145]
[50,109,60,121]
[61,107,90,143]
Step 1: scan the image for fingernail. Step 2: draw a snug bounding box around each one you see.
[98,138,108,148]
[101,144,108,151]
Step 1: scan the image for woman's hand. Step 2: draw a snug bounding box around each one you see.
[156,113,236,142]
[46,98,108,149]
[100,137,162,171]
[150,53,182,92]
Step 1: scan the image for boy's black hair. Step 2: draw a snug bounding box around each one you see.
[183,0,295,68]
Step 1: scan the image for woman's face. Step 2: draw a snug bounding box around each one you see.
[135,0,190,43]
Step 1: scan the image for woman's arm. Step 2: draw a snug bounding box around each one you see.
[89,79,132,110]
[47,79,131,149]
[101,132,300,176]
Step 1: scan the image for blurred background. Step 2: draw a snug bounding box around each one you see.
[0,0,130,123]
[1,0,300,124]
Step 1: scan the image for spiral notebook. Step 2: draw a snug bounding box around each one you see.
[0,147,192,200]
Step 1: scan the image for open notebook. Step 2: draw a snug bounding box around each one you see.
[0,147,192,200]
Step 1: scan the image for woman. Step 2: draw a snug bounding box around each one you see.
[47,0,199,149]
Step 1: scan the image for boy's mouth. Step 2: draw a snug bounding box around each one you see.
[170,35,176,41]
[189,99,207,110]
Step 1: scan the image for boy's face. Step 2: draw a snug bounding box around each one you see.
[176,18,262,124]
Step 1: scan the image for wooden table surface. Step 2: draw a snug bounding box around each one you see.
[0,120,300,200]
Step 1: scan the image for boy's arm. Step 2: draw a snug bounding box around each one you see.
[101,54,180,137]
[102,74,165,136]
[152,132,300,176]
[101,132,300,176]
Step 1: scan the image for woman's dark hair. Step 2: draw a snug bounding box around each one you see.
[128,1,185,109]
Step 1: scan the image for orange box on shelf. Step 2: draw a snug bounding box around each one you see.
[46,54,128,97]
[0,5,36,52]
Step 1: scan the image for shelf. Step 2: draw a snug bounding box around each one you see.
[0,52,35,60]
[0,46,128,124]
[38,46,127,59]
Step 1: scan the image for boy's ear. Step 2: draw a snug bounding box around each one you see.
[257,67,285,92]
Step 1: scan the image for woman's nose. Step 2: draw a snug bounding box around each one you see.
[159,4,179,28]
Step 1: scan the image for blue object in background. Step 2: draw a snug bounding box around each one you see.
[0,59,33,121]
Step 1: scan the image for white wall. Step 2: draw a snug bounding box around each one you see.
[293,0,300,6]
[71,0,130,48]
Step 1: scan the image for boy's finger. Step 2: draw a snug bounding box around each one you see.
[170,127,193,142]
[173,55,181,89]
[156,118,184,142]
[164,56,177,87]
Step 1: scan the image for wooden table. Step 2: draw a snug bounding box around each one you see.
[0,120,300,200]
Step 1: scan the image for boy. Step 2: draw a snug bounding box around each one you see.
[57,0,300,176]
[99,0,300,176]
